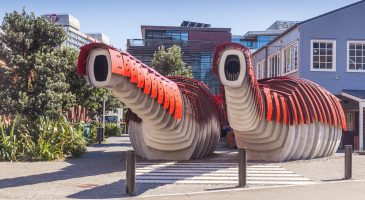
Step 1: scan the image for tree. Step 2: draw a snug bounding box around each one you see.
[0,9,74,119]
[151,45,193,78]
[83,88,122,119]
[0,10,122,122]
[62,47,121,121]
[63,48,122,121]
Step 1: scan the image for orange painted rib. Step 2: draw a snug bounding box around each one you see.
[263,87,273,121]
[288,96,299,125]
[144,71,152,95]
[273,92,281,123]
[137,65,145,88]
[310,85,328,124]
[291,90,305,124]
[298,83,318,122]
[151,75,158,99]
[109,49,125,76]
[301,83,325,124]
[157,77,164,104]
[122,55,132,77]
[333,97,347,130]
[130,61,139,83]
[169,86,176,115]
[319,87,336,126]
[294,87,311,124]
[280,96,288,125]
[174,90,183,119]
[163,83,171,109]
[328,95,340,127]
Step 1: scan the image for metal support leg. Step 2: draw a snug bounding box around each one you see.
[238,148,247,187]
[126,150,136,195]
[345,145,352,179]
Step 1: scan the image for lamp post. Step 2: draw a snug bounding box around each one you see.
[103,96,109,132]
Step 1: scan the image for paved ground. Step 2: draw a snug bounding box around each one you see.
[0,137,129,199]
[281,152,365,182]
[135,162,313,185]
[134,179,365,200]
[0,136,364,199]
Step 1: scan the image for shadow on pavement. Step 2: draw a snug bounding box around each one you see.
[69,138,239,199]
[68,180,127,199]
[69,155,238,199]
[1,136,238,199]
[0,150,124,190]
[321,178,347,182]
[68,160,236,199]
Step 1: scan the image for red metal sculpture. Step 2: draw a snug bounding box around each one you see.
[213,42,346,161]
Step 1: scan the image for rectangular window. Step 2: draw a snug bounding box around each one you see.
[146,30,189,41]
[180,32,189,41]
[256,61,262,79]
[311,40,336,71]
[256,60,265,79]
[347,41,365,72]
[282,42,298,74]
[268,53,280,78]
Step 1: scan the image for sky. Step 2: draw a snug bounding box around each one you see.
[0,0,361,50]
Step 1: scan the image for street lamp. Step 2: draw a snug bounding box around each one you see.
[103,96,109,131]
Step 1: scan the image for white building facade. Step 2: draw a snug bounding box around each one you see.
[44,14,110,49]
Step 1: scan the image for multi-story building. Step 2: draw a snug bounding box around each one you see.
[44,14,109,49]
[233,20,299,52]
[252,1,365,150]
[127,21,231,94]
[86,33,110,45]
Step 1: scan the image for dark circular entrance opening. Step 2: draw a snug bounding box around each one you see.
[224,55,240,81]
[94,55,108,82]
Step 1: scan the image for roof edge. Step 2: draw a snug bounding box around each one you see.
[253,0,365,56]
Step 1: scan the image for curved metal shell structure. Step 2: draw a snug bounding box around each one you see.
[77,43,222,160]
[213,43,346,161]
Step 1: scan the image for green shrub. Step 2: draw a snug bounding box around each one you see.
[1,116,87,161]
[105,123,123,136]
[0,116,24,161]
[23,117,87,161]
[22,117,65,161]
[88,121,101,144]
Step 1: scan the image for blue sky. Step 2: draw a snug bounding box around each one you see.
[0,0,361,50]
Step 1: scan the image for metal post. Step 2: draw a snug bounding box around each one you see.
[103,98,106,131]
[97,127,104,144]
[126,150,136,195]
[238,148,247,187]
[359,103,364,151]
[345,145,352,179]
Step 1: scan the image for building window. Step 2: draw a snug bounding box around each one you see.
[256,62,261,79]
[268,53,280,78]
[190,52,218,94]
[311,40,336,71]
[146,30,189,41]
[282,42,298,74]
[257,35,276,49]
[347,41,365,72]
[256,60,265,79]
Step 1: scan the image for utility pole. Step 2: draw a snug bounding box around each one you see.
[103,96,108,132]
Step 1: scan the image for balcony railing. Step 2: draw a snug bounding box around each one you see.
[127,39,224,50]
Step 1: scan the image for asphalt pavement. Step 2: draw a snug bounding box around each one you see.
[132,179,365,200]
[1,136,365,199]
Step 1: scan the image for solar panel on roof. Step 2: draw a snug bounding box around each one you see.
[180,21,211,28]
